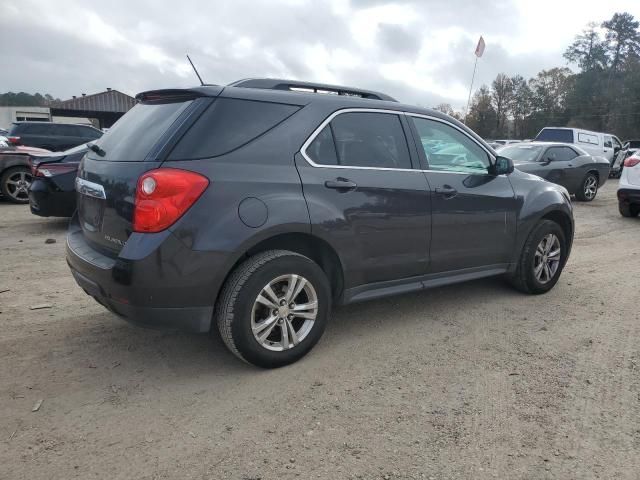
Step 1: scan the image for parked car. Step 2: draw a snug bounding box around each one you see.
[67,79,574,368]
[534,127,625,168]
[7,122,102,151]
[617,151,640,217]
[0,135,8,148]
[0,145,51,203]
[28,143,87,217]
[0,128,8,136]
[498,142,610,201]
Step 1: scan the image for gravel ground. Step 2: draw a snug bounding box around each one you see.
[1,182,639,480]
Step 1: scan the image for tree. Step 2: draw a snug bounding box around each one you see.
[466,86,497,138]
[564,22,607,71]
[491,73,514,137]
[508,75,533,139]
[601,12,640,72]
[434,103,463,121]
[528,68,573,134]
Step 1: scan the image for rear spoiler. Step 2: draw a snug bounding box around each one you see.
[135,86,223,103]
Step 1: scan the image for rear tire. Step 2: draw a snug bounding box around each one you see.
[216,250,331,368]
[1,167,32,204]
[575,172,598,202]
[619,202,639,218]
[506,220,567,294]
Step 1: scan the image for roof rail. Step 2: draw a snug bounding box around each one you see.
[228,78,397,102]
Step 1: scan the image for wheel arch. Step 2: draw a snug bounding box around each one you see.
[541,209,573,248]
[216,231,345,309]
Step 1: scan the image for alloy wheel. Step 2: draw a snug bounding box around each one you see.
[251,274,318,352]
[533,234,561,284]
[583,176,597,200]
[4,170,32,202]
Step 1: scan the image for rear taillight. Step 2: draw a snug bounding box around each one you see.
[8,136,21,145]
[133,168,209,233]
[35,163,78,177]
[624,157,640,168]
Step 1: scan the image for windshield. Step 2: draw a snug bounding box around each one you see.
[499,144,543,162]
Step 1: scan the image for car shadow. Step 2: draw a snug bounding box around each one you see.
[59,276,520,381]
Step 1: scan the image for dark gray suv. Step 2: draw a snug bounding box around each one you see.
[67,79,574,368]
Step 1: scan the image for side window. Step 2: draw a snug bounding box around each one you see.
[545,147,576,162]
[306,125,338,165]
[24,124,52,135]
[169,98,299,160]
[612,136,622,150]
[561,147,578,160]
[604,135,613,148]
[410,117,490,173]
[50,124,71,136]
[80,127,101,139]
[330,112,412,169]
[578,132,599,145]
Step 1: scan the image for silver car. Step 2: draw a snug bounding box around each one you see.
[498,142,610,201]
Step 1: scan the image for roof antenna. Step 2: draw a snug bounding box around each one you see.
[186,54,205,86]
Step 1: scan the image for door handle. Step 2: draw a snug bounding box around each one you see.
[325,178,357,191]
[435,185,458,198]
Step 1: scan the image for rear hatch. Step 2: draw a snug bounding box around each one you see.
[75,88,220,256]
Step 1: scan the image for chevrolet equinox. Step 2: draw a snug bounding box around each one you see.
[67,79,574,368]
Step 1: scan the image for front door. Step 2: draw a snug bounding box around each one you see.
[408,115,517,273]
[296,110,431,289]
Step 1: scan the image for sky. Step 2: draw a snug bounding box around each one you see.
[2,0,639,111]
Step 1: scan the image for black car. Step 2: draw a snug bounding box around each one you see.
[8,122,102,151]
[67,79,574,368]
[29,143,87,217]
[497,142,611,201]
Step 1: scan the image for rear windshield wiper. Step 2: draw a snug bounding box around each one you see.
[87,143,106,157]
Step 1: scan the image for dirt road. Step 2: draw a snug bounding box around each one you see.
[1,183,638,479]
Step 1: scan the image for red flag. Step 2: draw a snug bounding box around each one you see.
[475,36,485,57]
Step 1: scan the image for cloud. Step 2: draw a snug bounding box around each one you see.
[1,0,639,112]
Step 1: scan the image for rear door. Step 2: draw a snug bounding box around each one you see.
[296,110,431,288]
[75,96,204,256]
[408,115,517,273]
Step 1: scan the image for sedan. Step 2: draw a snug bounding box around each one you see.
[498,142,610,201]
[0,145,51,203]
[29,143,87,217]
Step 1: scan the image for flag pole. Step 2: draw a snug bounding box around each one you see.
[464,55,479,124]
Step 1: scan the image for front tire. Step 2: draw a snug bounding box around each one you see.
[575,173,598,202]
[507,220,567,294]
[1,167,32,204]
[216,250,331,368]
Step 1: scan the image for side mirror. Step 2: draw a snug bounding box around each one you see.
[491,156,514,175]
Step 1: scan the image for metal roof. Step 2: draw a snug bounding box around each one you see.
[52,89,136,113]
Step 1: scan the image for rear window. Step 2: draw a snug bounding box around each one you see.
[535,128,574,143]
[88,101,193,161]
[168,98,299,160]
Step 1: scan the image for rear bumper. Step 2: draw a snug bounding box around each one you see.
[69,267,213,332]
[29,179,76,217]
[66,216,230,333]
[617,188,640,205]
